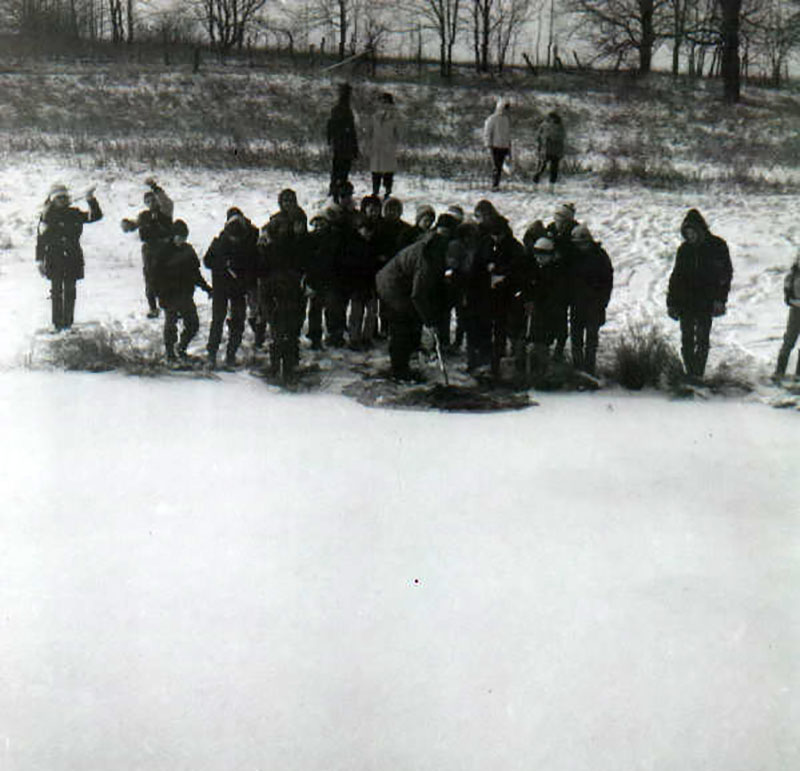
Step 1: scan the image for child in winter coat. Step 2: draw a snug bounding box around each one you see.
[411,204,436,241]
[773,252,800,381]
[36,182,103,331]
[483,98,512,190]
[121,178,174,318]
[203,207,260,369]
[667,208,733,380]
[260,205,309,382]
[569,224,614,376]
[154,220,213,363]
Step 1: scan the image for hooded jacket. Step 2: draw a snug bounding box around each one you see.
[667,209,732,315]
[483,98,511,149]
[36,197,103,281]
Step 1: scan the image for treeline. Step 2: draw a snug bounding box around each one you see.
[1,0,799,100]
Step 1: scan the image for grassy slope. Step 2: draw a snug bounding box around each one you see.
[1,56,799,190]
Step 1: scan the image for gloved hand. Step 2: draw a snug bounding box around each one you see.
[121,218,137,233]
[667,306,680,321]
[712,300,726,317]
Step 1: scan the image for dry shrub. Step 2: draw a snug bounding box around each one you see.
[612,317,683,390]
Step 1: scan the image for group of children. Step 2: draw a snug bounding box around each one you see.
[34,176,799,386]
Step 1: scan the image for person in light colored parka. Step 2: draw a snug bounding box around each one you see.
[483,97,512,190]
[369,92,400,199]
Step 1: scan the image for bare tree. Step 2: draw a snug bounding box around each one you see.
[400,0,462,76]
[741,0,799,84]
[196,0,268,54]
[567,0,671,73]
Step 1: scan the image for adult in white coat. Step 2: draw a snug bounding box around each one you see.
[369,92,400,199]
[482,97,512,190]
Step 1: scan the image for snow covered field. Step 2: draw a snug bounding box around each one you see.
[1,158,799,771]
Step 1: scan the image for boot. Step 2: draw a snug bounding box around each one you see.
[206,351,217,370]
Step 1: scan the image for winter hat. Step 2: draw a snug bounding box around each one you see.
[523,220,547,250]
[173,219,189,237]
[226,206,244,222]
[571,223,593,244]
[361,194,383,213]
[435,213,460,233]
[474,199,499,220]
[310,211,329,228]
[48,183,69,199]
[533,237,555,252]
[456,221,479,243]
[383,197,403,217]
[336,180,354,199]
[681,208,709,236]
[554,202,576,221]
[416,204,436,225]
[447,205,465,223]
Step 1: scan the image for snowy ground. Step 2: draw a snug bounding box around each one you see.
[1,158,799,771]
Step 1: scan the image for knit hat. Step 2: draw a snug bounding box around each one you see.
[416,204,435,225]
[533,237,555,252]
[435,213,459,232]
[226,206,244,222]
[48,183,69,199]
[474,199,499,219]
[571,223,593,244]
[361,194,383,213]
[310,211,328,227]
[523,220,547,250]
[447,205,465,223]
[554,202,576,221]
[173,219,189,237]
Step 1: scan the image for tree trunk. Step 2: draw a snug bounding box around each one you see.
[720,0,742,103]
[639,0,654,73]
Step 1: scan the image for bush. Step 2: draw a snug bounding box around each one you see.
[33,321,166,375]
[611,317,683,390]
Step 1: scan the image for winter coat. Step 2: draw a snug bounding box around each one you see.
[338,222,380,299]
[376,232,448,324]
[259,213,309,300]
[536,117,566,158]
[305,229,337,294]
[327,100,359,161]
[667,217,732,316]
[153,242,210,309]
[571,242,614,325]
[369,105,399,173]
[378,218,416,260]
[483,99,511,149]
[784,258,800,307]
[36,197,103,281]
[204,219,260,293]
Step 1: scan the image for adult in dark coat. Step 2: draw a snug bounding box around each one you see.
[36,183,103,331]
[203,208,260,368]
[376,223,451,380]
[260,207,309,381]
[121,178,174,317]
[569,224,613,376]
[153,219,213,362]
[667,208,732,379]
[327,83,359,202]
[376,197,416,336]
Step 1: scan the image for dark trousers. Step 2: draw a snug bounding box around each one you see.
[387,308,422,376]
[324,285,348,345]
[164,300,199,356]
[534,155,561,184]
[268,291,304,377]
[680,312,713,377]
[490,147,509,187]
[372,172,394,197]
[330,156,352,200]
[207,286,247,358]
[464,306,492,371]
[776,306,800,376]
[306,293,326,345]
[570,309,602,375]
[50,273,77,330]
[142,247,159,312]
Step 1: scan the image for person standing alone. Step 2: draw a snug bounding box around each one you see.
[36,183,102,331]
[327,82,359,202]
[483,98,512,191]
[369,91,400,199]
